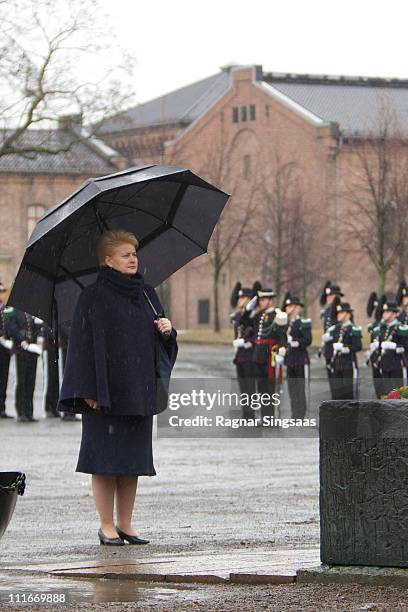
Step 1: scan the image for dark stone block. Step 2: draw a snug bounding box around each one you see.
[320,400,408,567]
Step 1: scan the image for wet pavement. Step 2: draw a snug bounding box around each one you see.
[0,343,383,609]
[0,573,205,606]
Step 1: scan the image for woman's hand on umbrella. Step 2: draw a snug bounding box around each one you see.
[154,317,172,336]
[85,398,99,410]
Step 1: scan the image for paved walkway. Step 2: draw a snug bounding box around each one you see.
[4,547,320,584]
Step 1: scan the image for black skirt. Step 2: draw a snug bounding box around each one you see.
[76,413,156,476]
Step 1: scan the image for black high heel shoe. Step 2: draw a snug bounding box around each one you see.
[116,527,149,545]
[98,528,125,546]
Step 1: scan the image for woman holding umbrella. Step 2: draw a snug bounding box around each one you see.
[58,229,178,545]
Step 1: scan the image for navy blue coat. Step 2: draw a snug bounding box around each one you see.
[58,267,177,416]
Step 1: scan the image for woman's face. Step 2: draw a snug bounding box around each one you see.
[105,242,138,275]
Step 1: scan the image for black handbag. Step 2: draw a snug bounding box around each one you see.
[143,291,174,413]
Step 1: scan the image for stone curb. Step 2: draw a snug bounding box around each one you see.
[50,569,293,585]
[2,565,295,586]
[297,565,408,587]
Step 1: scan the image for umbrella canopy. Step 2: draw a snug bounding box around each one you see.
[7,165,229,326]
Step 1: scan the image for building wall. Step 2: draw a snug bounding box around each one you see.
[0,173,93,288]
[162,67,339,329]
[2,71,404,330]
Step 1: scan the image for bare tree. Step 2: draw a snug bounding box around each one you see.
[284,195,323,314]
[257,152,320,305]
[260,153,299,298]
[391,144,408,280]
[205,137,259,331]
[173,118,260,332]
[341,101,408,294]
[0,0,135,158]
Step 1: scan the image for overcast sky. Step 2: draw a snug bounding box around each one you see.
[102,0,408,104]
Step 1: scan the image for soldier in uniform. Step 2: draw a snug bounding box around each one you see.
[281,293,312,419]
[229,282,257,419]
[320,282,344,396]
[8,310,44,422]
[0,282,14,418]
[42,320,74,420]
[396,280,408,325]
[251,288,287,418]
[42,324,60,418]
[323,301,362,400]
[369,300,408,396]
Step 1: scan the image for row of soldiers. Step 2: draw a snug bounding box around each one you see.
[230,282,311,420]
[319,280,408,399]
[0,281,70,422]
[230,278,408,417]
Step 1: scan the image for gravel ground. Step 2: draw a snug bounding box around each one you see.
[3,583,408,611]
[2,344,406,610]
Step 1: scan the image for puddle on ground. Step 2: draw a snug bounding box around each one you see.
[0,574,207,606]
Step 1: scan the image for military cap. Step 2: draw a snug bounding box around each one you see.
[383,300,399,313]
[257,288,276,298]
[335,301,353,313]
[282,293,304,309]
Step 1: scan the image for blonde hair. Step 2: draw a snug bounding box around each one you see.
[97,230,139,267]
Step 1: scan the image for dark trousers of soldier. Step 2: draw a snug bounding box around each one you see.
[325,360,336,398]
[0,345,11,414]
[45,344,60,416]
[371,365,383,399]
[287,365,307,419]
[254,363,275,418]
[236,361,256,418]
[379,369,403,397]
[331,369,354,400]
[15,351,38,418]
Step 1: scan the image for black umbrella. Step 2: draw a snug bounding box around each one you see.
[7,165,229,327]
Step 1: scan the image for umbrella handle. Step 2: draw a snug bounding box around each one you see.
[143,290,164,320]
[52,297,60,377]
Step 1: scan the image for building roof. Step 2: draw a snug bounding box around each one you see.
[101,66,408,138]
[100,71,231,133]
[0,127,122,174]
[263,73,408,136]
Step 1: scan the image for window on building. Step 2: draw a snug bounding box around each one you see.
[232,107,239,123]
[243,155,251,179]
[27,204,46,239]
[240,106,247,122]
[198,299,210,324]
[249,105,256,120]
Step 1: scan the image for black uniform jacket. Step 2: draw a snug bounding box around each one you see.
[7,310,43,351]
[325,321,362,371]
[371,319,408,372]
[230,309,254,364]
[251,308,287,365]
[285,317,312,367]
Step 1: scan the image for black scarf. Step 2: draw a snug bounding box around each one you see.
[97,267,144,301]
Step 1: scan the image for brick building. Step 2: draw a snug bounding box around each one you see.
[101,64,408,329]
[3,66,408,330]
[0,117,126,291]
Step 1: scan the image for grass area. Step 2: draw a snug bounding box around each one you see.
[177,328,233,344]
[178,328,371,350]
